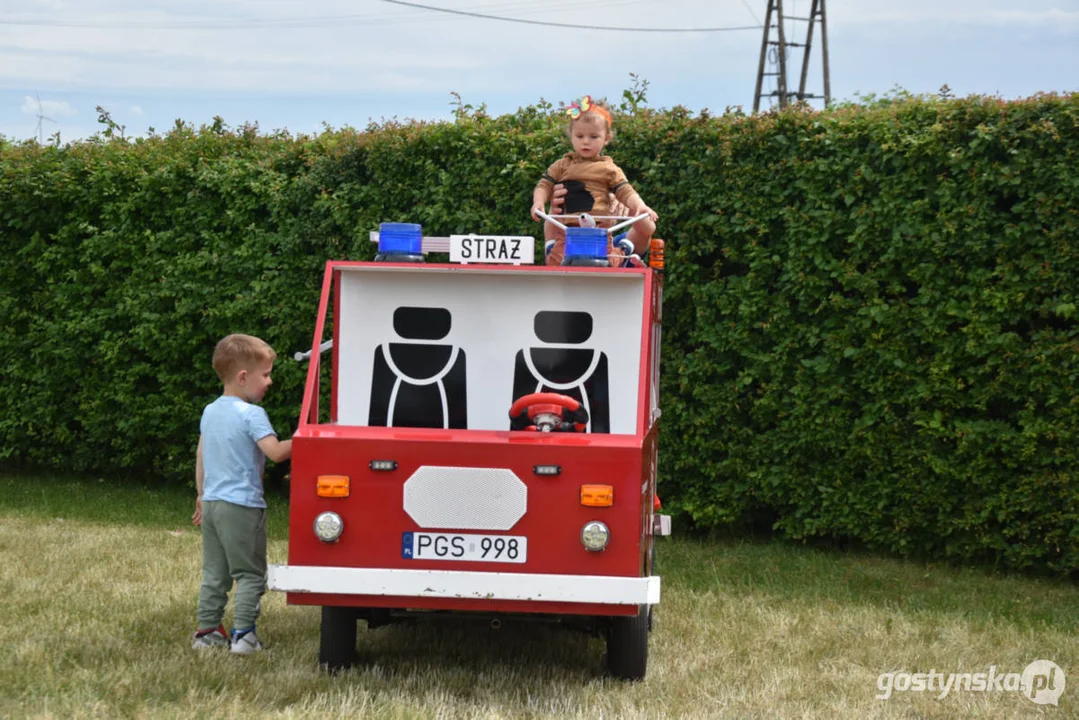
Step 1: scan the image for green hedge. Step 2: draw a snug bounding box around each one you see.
[1,94,1076,574]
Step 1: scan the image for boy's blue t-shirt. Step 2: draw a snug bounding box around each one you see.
[200,395,276,509]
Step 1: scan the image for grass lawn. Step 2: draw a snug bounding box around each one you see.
[1,472,1075,719]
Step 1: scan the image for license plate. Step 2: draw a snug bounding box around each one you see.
[402,532,527,563]
[449,235,534,265]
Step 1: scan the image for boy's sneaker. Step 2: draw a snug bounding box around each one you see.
[230,627,264,655]
[191,625,229,650]
[612,237,646,267]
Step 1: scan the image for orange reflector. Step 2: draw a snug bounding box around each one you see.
[316,475,350,498]
[580,484,614,507]
[648,238,665,269]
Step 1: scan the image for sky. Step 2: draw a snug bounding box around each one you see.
[1,0,1077,143]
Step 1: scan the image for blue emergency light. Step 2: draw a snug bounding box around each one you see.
[562,227,609,266]
[375,222,424,262]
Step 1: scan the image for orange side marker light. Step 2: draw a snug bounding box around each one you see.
[648,238,665,270]
[580,484,614,507]
[316,475,350,498]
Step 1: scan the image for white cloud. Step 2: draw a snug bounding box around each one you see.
[20,94,75,117]
[130,104,144,115]
[0,0,731,93]
[826,0,1079,28]
[984,9,1079,26]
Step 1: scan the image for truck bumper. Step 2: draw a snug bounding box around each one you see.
[268,564,660,605]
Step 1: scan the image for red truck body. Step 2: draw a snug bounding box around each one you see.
[269,257,667,678]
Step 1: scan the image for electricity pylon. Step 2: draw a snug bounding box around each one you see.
[753,0,831,112]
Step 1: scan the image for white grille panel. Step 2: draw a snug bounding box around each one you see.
[403,466,526,531]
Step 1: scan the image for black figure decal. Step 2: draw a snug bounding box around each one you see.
[369,306,467,429]
[511,310,610,433]
[560,180,595,214]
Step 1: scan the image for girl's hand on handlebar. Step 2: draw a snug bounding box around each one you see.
[531,204,545,222]
[633,204,659,222]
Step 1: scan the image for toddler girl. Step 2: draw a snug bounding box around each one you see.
[531,95,658,266]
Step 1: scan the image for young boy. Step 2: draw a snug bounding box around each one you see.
[191,333,292,654]
[531,95,658,266]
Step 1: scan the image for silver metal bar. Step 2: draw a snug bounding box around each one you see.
[541,212,646,235]
[533,209,568,231]
[544,215,630,221]
[294,339,333,363]
[607,213,651,235]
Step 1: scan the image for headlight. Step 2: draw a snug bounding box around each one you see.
[313,511,343,542]
[581,521,610,551]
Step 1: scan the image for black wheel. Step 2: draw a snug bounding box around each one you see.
[605,604,649,680]
[319,606,357,671]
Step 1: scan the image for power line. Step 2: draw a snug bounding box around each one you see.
[0,1,631,29]
[0,1,758,32]
[738,0,762,25]
[379,0,761,32]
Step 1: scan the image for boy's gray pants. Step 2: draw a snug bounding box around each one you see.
[197,500,267,632]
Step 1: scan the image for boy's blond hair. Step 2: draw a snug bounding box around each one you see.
[212,334,276,382]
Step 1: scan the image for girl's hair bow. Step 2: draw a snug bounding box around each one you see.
[566,95,594,119]
[565,95,612,126]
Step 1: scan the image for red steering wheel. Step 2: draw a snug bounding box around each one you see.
[509,392,589,433]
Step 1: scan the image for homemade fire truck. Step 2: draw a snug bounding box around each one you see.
[268,217,670,680]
